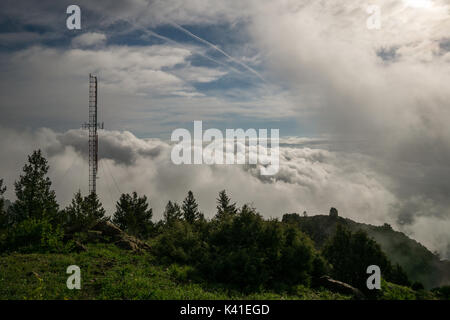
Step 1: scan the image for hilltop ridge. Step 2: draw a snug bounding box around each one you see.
[282,213,450,289]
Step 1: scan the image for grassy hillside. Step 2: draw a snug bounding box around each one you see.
[1,152,448,300]
[1,243,439,300]
[0,243,351,300]
[282,214,450,289]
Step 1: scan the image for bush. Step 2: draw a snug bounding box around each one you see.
[276,225,316,287]
[154,204,320,291]
[380,279,416,300]
[431,285,450,300]
[168,264,198,283]
[411,281,424,291]
[1,217,67,253]
[153,220,207,265]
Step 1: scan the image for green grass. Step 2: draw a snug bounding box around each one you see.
[379,279,439,300]
[0,244,350,300]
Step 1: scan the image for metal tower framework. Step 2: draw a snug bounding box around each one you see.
[82,74,103,195]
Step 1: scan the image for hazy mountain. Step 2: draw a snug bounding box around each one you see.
[282,213,450,289]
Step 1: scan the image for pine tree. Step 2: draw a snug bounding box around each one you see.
[182,190,200,224]
[11,150,59,223]
[163,200,182,225]
[216,190,237,220]
[0,179,7,229]
[113,192,153,238]
[63,190,106,233]
[84,191,106,223]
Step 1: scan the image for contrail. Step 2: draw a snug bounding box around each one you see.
[142,29,244,76]
[168,22,266,82]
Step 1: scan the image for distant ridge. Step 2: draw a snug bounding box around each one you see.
[282,213,450,289]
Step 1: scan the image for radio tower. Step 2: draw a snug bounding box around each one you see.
[82,74,103,195]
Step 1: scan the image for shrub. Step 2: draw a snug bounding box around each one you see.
[1,217,67,253]
[153,220,207,265]
[380,279,416,300]
[154,194,329,292]
[431,285,450,300]
[201,205,318,290]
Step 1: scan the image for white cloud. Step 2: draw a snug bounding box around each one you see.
[0,42,292,137]
[71,32,107,48]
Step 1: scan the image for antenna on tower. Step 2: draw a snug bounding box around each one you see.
[82,74,104,195]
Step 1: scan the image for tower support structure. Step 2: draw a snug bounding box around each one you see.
[82,74,103,195]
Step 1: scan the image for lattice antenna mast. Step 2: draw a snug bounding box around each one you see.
[82,74,104,195]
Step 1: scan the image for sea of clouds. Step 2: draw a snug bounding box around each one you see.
[0,126,448,259]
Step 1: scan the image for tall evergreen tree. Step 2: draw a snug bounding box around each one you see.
[0,179,5,213]
[113,192,153,238]
[215,190,237,220]
[84,191,106,222]
[11,150,58,223]
[163,200,182,225]
[182,190,200,224]
[0,179,7,229]
[63,190,106,233]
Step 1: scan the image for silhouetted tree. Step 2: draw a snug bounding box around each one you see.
[63,190,107,233]
[163,200,182,225]
[0,179,7,229]
[84,191,106,222]
[113,192,153,238]
[215,190,237,220]
[323,225,395,295]
[388,263,411,287]
[10,150,59,223]
[2,155,66,253]
[182,191,200,224]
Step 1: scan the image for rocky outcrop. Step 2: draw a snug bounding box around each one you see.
[91,220,151,253]
[329,207,338,218]
[318,276,365,300]
[92,220,122,238]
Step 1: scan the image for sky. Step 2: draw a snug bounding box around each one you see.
[0,0,449,258]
